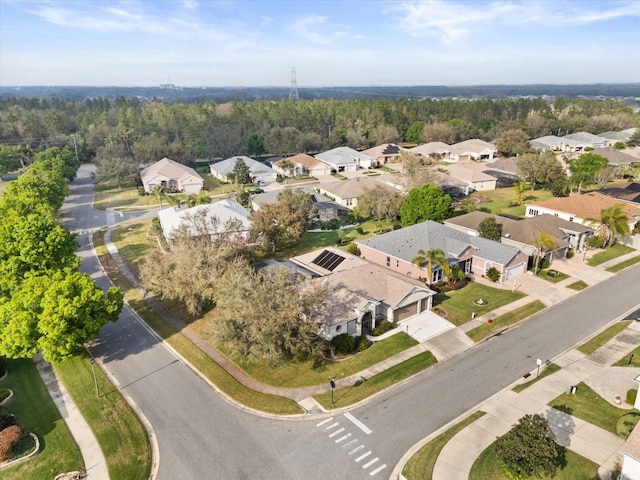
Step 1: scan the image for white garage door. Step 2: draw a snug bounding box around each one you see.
[505,263,524,281]
[394,303,418,322]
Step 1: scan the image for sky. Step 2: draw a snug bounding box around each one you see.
[1,0,640,87]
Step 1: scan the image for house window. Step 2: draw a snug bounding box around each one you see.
[347,320,356,334]
[529,209,538,216]
[396,259,399,267]
[335,325,342,333]
[569,217,574,222]
[386,256,390,267]
[346,198,353,206]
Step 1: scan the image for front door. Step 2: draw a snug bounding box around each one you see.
[361,311,372,335]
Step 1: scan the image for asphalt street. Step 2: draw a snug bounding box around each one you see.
[62,165,640,479]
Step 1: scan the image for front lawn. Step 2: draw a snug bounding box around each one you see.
[577,321,631,356]
[433,283,526,326]
[606,255,640,273]
[54,355,151,480]
[537,269,569,283]
[1,359,83,480]
[587,244,636,267]
[110,220,156,275]
[467,300,546,342]
[548,382,635,435]
[403,411,486,480]
[566,280,588,291]
[93,185,157,211]
[313,351,437,408]
[208,331,418,388]
[469,441,598,480]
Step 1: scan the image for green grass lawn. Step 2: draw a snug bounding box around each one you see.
[469,188,555,217]
[1,359,84,480]
[606,255,640,273]
[54,355,150,480]
[512,363,561,393]
[433,283,526,326]
[577,321,631,355]
[537,269,569,283]
[467,300,546,343]
[548,382,635,435]
[313,351,437,408]
[402,411,486,480]
[469,442,599,480]
[110,220,156,275]
[93,185,157,211]
[93,232,302,415]
[587,244,636,267]
[566,280,588,291]
[211,332,418,388]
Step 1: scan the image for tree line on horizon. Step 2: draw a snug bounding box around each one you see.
[0,96,638,178]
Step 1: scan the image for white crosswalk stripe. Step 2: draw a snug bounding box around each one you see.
[355,451,372,463]
[362,457,378,469]
[328,427,345,438]
[335,433,351,443]
[369,464,387,476]
[348,444,365,456]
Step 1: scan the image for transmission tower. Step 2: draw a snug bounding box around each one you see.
[289,67,299,101]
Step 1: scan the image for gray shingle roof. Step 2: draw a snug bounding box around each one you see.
[357,220,521,266]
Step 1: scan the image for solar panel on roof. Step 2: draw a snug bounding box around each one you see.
[311,250,345,271]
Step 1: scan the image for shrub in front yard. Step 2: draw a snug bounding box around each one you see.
[331,334,355,355]
[486,267,500,282]
[0,424,22,461]
[356,335,372,352]
[617,412,640,439]
[627,389,638,406]
[371,320,395,336]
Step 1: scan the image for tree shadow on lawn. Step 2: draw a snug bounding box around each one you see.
[545,404,575,470]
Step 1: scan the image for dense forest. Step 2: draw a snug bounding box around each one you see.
[0,95,639,175]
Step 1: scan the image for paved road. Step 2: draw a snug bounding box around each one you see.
[62,165,640,479]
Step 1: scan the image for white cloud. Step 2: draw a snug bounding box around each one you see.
[393,0,640,42]
[290,14,332,45]
[182,0,199,10]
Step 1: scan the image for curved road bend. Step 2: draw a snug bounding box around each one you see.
[62,165,640,479]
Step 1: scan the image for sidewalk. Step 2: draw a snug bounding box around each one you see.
[428,319,640,480]
[34,355,109,480]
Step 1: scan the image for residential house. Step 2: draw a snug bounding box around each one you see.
[591,148,640,167]
[598,127,638,143]
[361,143,405,165]
[210,156,277,185]
[140,157,204,193]
[525,191,640,233]
[444,211,593,261]
[356,220,529,284]
[315,147,376,172]
[431,170,473,197]
[272,153,331,178]
[530,135,584,152]
[316,177,390,209]
[483,157,520,185]
[290,248,436,339]
[599,182,640,205]
[441,162,498,192]
[620,422,640,480]
[448,139,497,162]
[251,187,349,222]
[157,199,251,242]
[409,142,452,161]
[563,132,610,149]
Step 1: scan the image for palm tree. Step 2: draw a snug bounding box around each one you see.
[599,203,631,247]
[529,232,559,274]
[153,185,166,210]
[514,181,529,206]
[412,248,451,284]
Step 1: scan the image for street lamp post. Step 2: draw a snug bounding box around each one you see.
[91,358,99,398]
[329,377,336,406]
